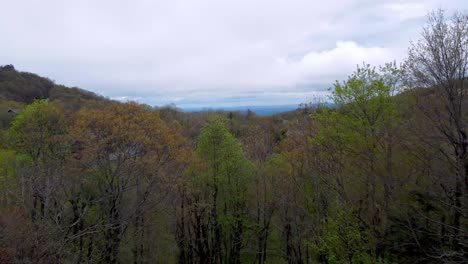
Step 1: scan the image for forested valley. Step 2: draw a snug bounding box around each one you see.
[0,10,467,264]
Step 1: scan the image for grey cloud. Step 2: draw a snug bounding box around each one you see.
[1,0,466,107]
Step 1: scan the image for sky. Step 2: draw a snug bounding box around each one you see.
[1,0,467,108]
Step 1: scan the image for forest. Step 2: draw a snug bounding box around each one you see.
[0,10,467,264]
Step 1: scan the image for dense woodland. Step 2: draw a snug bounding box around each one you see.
[0,10,467,264]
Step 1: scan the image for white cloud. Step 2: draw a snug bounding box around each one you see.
[296,41,396,84]
[0,0,466,107]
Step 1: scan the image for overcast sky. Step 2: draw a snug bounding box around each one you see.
[1,0,467,108]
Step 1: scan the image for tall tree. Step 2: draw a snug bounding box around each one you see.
[404,9,468,260]
[322,63,401,224]
[70,102,185,263]
[6,99,69,262]
[178,116,252,263]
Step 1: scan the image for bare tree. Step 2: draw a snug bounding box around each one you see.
[404,9,468,261]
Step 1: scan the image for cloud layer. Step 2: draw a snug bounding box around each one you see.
[1,0,466,107]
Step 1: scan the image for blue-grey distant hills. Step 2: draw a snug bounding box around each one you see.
[181,105,298,116]
[181,103,335,116]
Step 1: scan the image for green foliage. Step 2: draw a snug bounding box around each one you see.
[319,203,377,264]
[0,149,31,202]
[310,62,408,263]
[7,99,68,163]
[193,116,253,261]
[330,63,400,133]
[196,116,253,189]
[195,115,253,206]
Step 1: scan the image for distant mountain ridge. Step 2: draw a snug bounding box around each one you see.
[182,105,300,116]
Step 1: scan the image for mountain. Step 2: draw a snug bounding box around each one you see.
[182,104,301,116]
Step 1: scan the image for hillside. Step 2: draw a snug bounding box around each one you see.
[0,64,112,128]
[0,64,108,105]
